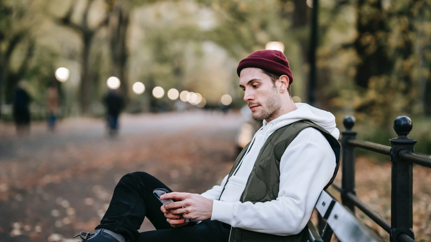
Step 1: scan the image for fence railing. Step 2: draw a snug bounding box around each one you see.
[330,116,431,242]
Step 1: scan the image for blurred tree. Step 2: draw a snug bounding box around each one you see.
[55,0,111,114]
[107,0,130,102]
[349,0,424,126]
[4,40,35,104]
[416,0,431,116]
[104,0,159,106]
[0,0,43,116]
[353,0,392,89]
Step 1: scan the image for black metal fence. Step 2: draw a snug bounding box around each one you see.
[331,116,431,242]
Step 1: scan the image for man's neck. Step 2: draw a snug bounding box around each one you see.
[265,98,297,123]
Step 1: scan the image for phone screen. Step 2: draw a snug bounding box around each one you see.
[153,188,174,205]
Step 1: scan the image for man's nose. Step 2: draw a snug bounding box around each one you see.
[243,89,254,101]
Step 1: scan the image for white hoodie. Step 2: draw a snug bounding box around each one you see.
[201,103,339,236]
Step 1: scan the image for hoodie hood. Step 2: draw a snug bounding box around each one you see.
[262,103,340,139]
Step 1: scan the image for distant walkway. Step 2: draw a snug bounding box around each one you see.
[0,111,243,161]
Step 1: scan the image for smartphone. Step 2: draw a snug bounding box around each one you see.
[153,188,174,205]
[153,188,190,223]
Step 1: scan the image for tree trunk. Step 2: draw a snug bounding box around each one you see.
[56,0,109,115]
[354,0,392,88]
[0,59,8,116]
[290,0,309,100]
[80,33,94,113]
[109,2,130,103]
[0,33,26,115]
[424,75,431,116]
[5,40,35,104]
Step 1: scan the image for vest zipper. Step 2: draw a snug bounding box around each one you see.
[233,137,256,176]
[228,227,232,242]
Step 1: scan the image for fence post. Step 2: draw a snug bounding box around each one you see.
[341,116,357,212]
[390,116,416,242]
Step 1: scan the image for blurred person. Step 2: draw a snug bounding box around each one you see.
[103,89,124,136]
[220,104,230,114]
[174,99,187,112]
[12,81,31,135]
[74,50,340,242]
[46,81,61,131]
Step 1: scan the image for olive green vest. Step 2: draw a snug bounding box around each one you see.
[222,120,341,242]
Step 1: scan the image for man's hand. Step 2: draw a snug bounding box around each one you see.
[160,206,189,227]
[160,192,213,221]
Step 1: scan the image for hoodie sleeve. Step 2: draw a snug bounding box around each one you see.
[211,128,336,235]
[200,175,229,200]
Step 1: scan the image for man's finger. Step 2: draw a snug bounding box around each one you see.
[164,200,186,210]
[164,212,181,219]
[161,192,190,201]
[160,205,167,213]
[167,218,185,225]
[169,208,188,215]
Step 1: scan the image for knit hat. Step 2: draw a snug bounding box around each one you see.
[236,50,293,84]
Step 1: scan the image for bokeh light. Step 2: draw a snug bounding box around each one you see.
[152,86,165,99]
[221,94,232,105]
[197,98,206,108]
[180,91,189,102]
[107,76,121,89]
[188,92,198,104]
[55,67,70,82]
[132,82,145,94]
[186,92,193,102]
[195,93,203,105]
[265,41,285,53]
[167,88,179,100]
[292,96,302,103]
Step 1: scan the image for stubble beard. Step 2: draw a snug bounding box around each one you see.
[252,88,281,121]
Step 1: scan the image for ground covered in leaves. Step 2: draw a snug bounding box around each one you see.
[0,111,430,242]
[0,111,239,242]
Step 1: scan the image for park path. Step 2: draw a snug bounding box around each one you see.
[0,111,243,242]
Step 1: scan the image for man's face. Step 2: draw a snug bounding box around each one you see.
[239,68,282,122]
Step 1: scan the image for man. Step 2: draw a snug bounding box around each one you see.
[103,89,124,136]
[47,81,61,131]
[75,50,340,242]
[13,81,31,135]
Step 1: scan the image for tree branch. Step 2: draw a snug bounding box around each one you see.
[17,40,35,75]
[56,2,84,34]
[5,31,26,60]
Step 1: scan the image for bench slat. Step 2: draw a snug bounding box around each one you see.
[315,191,384,242]
[315,190,334,219]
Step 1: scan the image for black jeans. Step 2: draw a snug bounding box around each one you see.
[96,172,231,242]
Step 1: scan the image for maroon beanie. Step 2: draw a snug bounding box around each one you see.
[237,50,293,84]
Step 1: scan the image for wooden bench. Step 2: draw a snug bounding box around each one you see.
[307,190,384,242]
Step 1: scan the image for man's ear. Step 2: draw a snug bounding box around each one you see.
[278,75,289,93]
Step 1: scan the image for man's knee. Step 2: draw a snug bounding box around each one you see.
[119,171,153,184]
